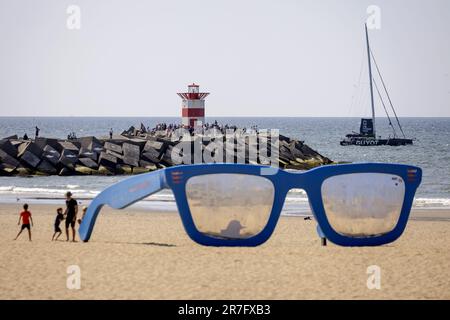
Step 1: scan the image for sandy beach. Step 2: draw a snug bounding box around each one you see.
[0,203,449,300]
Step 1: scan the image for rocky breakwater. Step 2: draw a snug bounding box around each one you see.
[0,131,333,176]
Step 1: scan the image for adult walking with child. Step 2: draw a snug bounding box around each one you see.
[64,192,78,242]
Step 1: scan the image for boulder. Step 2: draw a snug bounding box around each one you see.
[0,139,18,158]
[10,140,23,148]
[59,149,78,169]
[161,145,175,166]
[75,165,97,175]
[0,149,20,172]
[36,160,57,175]
[20,151,41,168]
[141,147,161,163]
[104,142,122,154]
[123,155,139,167]
[58,141,79,153]
[91,142,104,154]
[2,135,18,140]
[132,167,151,174]
[98,152,117,169]
[35,137,60,152]
[78,157,98,169]
[121,126,135,136]
[98,165,115,175]
[122,143,140,167]
[105,150,124,160]
[125,138,147,151]
[18,141,44,158]
[42,145,61,165]
[123,143,140,157]
[117,164,133,174]
[59,167,73,176]
[139,160,157,171]
[15,166,32,176]
[144,140,165,151]
[79,147,98,161]
[77,136,103,150]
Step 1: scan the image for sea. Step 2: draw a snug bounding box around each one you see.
[0,117,449,215]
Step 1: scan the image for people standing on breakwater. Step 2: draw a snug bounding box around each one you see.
[35,126,40,138]
[64,192,78,242]
[23,133,29,140]
[109,128,113,139]
[14,204,33,241]
[52,208,64,241]
[147,121,239,137]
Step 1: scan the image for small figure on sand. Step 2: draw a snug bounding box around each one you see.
[109,128,113,140]
[14,204,33,241]
[77,206,87,225]
[35,126,40,138]
[52,208,65,241]
[64,192,78,242]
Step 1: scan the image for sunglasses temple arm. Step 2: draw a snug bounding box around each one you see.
[316,224,327,246]
[78,170,167,242]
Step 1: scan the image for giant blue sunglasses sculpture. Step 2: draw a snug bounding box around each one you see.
[79,163,422,247]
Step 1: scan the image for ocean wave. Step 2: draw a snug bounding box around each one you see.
[66,185,80,189]
[284,197,309,203]
[0,186,99,197]
[0,184,449,209]
[287,189,307,195]
[413,198,450,207]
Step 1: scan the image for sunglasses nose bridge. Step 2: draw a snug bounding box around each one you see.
[285,170,308,190]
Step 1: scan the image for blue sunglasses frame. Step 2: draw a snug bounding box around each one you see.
[79,163,422,247]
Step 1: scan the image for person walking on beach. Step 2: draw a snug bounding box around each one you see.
[64,192,78,242]
[35,126,40,138]
[14,204,33,241]
[52,208,64,241]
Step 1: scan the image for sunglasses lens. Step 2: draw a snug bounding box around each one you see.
[321,173,405,238]
[186,174,274,240]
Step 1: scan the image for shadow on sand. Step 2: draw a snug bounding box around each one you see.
[103,241,177,247]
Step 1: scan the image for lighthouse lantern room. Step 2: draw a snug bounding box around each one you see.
[177,83,209,127]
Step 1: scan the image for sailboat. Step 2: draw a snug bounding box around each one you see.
[340,24,413,146]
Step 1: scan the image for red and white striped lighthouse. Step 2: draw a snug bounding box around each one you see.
[177,83,209,127]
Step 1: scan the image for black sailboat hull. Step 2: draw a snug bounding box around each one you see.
[340,137,413,146]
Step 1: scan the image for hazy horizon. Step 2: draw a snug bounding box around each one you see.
[1,0,449,117]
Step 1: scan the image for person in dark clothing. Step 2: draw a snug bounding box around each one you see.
[109,128,113,139]
[64,191,78,242]
[52,208,64,241]
[35,126,40,138]
[23,133,29,140]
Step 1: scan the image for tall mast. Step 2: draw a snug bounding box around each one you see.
[365,24,376,137]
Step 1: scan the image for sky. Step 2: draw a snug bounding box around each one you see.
[0,0,449,117]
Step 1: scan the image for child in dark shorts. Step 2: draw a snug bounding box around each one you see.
[52,208,64,241]
[14,204,33,241]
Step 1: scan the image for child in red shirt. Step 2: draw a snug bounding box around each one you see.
[14,204,33,241]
